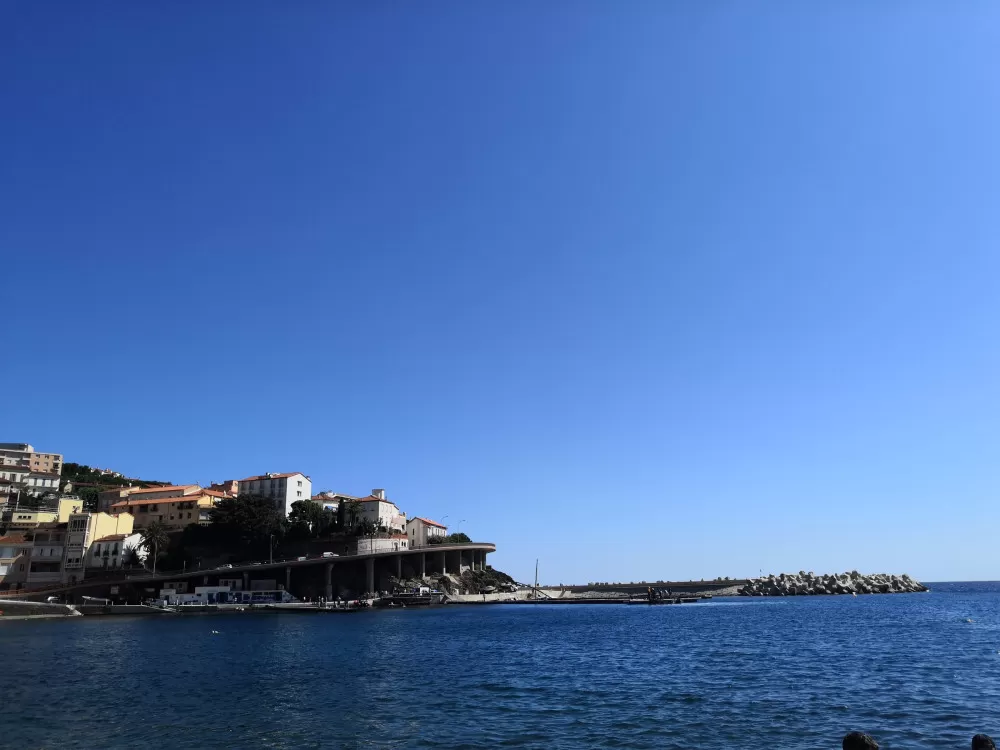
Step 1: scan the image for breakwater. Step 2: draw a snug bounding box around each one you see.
[739,571,927,597]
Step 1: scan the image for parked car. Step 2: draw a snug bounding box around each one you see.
[322,552,339,558]
[296,556,308,561]
[218,564,233,569]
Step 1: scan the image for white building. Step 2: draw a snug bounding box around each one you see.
[239,473,312,516]
[356,489,406,532]
[406,517,448,548]
[87,532,144,570]
[0,467,62,499]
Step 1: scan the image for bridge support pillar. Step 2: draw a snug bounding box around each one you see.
[395,555,401,580]
[419,552,426,579]
[325,563,333,600]
[439,550,447,575]
[365,557,375,595]
[286,566,292,592]
[242,571,249,591]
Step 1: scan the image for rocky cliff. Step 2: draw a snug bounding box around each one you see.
[738,571,927,596]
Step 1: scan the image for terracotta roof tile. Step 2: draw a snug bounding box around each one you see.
[240,473,306,482]
[413,517,447,529]
[111,494,212,509]
[127,484,200,495]
[358,495,400,507]
[0,533,27,545]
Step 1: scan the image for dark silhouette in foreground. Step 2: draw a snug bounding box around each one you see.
[843,732,996,749]
[843,732,879,749]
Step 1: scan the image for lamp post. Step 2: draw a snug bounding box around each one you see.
[458,519,466,534]
[270,534,275,565]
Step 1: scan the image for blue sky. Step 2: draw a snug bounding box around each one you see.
[2,2,998,583]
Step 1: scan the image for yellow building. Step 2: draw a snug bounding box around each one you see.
[1,496,83,531]
[111,492,216,531]
[60,512,136,584]
[97,484,202,513]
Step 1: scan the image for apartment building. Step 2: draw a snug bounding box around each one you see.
[60,512,135,584]
[0,443,63,476]
[0,533,31,589]
[1,496,82,532]
[238,473,312,516]
[98,484,200,513]
[111,490,216,531]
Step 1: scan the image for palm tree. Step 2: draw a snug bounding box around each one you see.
[140,521,169,576]
[345,499,363,531]
[122,544,142,569]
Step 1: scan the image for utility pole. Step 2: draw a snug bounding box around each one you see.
[534,559,539,599]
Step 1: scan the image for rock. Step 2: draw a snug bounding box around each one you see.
[972,734,996,750]
[738,571,926,597]
[843,732,879,749]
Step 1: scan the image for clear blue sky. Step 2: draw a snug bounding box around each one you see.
[3,2,998,584]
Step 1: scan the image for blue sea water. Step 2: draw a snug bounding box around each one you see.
[1,582,998,749]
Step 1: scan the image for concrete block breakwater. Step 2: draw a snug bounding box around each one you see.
[739,571,928,597]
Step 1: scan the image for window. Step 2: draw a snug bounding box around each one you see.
[297,481,302,487]
[296,491,302,498]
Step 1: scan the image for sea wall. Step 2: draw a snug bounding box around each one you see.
[739,571,927,597]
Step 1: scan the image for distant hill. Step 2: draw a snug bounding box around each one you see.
[62,463,172,510]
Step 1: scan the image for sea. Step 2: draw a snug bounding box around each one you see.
[1,581,997,749]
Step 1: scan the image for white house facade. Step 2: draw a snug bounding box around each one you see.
[406,517,448,547]
[239,473,312,516]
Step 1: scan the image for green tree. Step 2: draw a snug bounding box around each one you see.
[140,521,170,575]
[318,508,338,536]
[78,487,100,512]
[210,494,286,556]
[288,499,323,536]
[123,544,142,568]
[341,498,363,531]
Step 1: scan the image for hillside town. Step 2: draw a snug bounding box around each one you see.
[0,441,474,595]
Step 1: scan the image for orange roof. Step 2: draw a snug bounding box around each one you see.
[111,494,212,509]
[413,517,447,529]
[240,473,306,482]
[127,484,200,495]
[0,533,27,545]
[358,495,399,506]
[202,489,230,499]
[93,534,131,543]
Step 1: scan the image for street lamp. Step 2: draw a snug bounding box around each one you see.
[269,534,275,565]
[458,519,466,534]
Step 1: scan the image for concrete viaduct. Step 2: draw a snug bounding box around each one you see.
[12,543,496,602]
